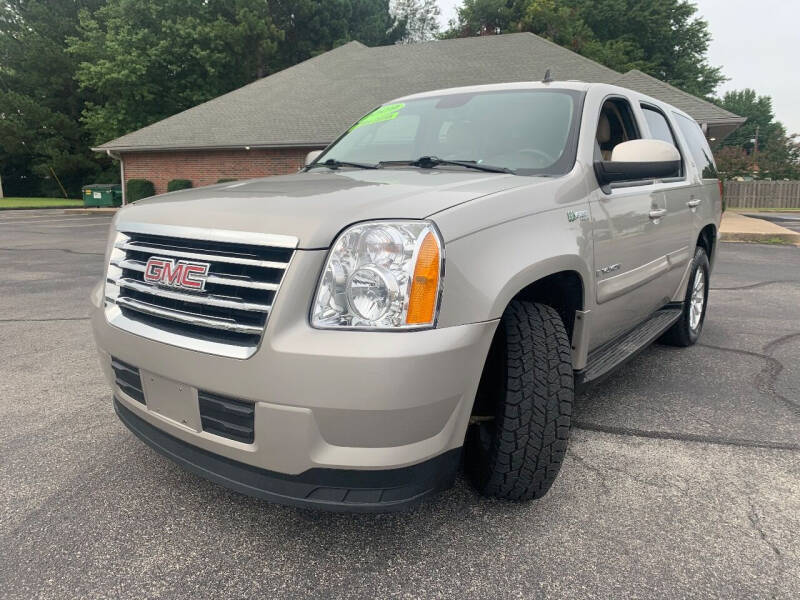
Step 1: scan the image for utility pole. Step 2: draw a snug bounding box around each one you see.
[754,124,760,154]
[0,173,4,198]
[751,124,760,174]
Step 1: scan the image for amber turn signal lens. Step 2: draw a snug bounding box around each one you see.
[406,231,440,325]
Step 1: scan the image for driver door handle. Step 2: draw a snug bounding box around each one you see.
[649,208,667,219]
[687,198,702,208]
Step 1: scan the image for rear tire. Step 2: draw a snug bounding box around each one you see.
[660,246,710,347]
[466,301,573,501]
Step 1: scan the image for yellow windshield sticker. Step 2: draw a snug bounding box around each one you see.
[350,103,405,130]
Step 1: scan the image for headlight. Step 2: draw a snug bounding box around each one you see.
[311,220,444,330]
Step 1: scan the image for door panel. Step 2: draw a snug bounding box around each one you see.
[590,185,678,347]
[661,181,694,293]
[588,97,685,349]
[641,104,694,296]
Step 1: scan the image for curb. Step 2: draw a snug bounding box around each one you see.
[63,208,119,215]
[720,232,800,246]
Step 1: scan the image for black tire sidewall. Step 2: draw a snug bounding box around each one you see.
[466,301,573,501]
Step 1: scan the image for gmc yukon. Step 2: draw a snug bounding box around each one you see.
[92,81,721,511]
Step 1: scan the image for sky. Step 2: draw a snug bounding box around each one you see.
[436,0,800,135]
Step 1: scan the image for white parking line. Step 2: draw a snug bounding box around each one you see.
[0,217,112,226]
[18,222,112,229]
[0,210,85,218]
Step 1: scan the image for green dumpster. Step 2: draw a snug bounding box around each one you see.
[82,184,122,207]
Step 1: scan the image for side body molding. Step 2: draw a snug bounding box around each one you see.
[596,246,690,304]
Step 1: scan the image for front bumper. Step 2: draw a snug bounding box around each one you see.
[91,249,498,508]
[114,397,461,511]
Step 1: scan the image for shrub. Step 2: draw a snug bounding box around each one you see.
[217,178,237,183]
[126,179,155,202]
[167,179,193,192]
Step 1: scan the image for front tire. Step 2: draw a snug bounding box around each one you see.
[466,301,573,501]
[660,246,710,347]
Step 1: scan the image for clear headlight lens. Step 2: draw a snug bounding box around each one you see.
[311,220,444,330]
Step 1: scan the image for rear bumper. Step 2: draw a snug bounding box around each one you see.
[115,397,460,512]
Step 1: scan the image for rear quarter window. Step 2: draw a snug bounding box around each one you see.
[673,113,717,179]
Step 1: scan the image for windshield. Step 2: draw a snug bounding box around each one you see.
[314,89,584,175]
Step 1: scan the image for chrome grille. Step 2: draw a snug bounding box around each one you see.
[104,225,297,358]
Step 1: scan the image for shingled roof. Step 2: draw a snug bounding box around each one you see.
[612,69,745,139]
[95,33,742,152]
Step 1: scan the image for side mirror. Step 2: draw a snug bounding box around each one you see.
[304,149,323,167]
[594,139,680,185]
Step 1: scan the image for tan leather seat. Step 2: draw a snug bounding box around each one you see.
[597,113,612,160]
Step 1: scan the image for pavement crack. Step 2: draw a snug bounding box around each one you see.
[699,340,800,416]
[572,421,800,452]
[747,498,782,557]
[763,332,800,354]
[0,246,103,256]
[568,452,613,494]
[570,449,687,495]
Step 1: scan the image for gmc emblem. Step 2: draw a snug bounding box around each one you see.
[143,256,210,291]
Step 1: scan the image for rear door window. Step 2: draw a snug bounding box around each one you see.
[641,105,683,177]
[643,106,678,145]
[673,113,717,179]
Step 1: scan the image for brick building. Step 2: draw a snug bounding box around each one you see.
[94,33,744,202]
[121,148,309,194]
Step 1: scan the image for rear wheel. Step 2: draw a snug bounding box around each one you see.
[465,301,573,501]
[660,246,710,347]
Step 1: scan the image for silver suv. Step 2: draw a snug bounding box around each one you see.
[92,81,721,511]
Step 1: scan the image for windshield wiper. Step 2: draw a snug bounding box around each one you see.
[379,156,514,174]
[307,158,380,170]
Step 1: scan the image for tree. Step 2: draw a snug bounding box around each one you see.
[394,0,441,43]
[267,1,403,70]
[68,0,284,146]
[70,0,405,146]
[713,146,752,180]
[350,0,406,46]
[715,89,799,180]
[0,0,108,197]
[443,0,725,97]
[716,89,781,152]
[442,0,527,36]
[3,0,406,197]
[757,126,800,180]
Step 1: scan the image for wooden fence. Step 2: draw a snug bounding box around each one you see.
[724,180,800,209]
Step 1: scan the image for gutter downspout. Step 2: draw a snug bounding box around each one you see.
[106,149,125,205]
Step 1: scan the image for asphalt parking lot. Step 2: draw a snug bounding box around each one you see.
[1,209,799,599]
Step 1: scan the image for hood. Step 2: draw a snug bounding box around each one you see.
[116,169,536,248]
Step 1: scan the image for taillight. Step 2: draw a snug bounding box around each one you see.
[718,179,724,201]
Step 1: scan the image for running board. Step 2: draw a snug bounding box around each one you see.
[575,307,682,388]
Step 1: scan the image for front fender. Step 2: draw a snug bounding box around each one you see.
[435,206,593,328]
